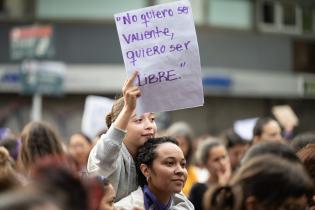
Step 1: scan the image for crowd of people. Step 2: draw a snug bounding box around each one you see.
[0,71,315,210]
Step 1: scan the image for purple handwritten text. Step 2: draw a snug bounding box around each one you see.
[122,26,173,44]
[136,70,181,86]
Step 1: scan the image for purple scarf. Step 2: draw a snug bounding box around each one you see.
[142,185,172,210]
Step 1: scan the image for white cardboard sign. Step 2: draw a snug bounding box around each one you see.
[81,95,114,139]
[115,0,204,115]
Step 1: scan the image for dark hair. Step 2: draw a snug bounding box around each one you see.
[291,132,315,153]
[200,139,224,166]
[19,121,64,172]
[253,117,278,137]
[297,144,315,184]
[106,97,124,128]
[0,137,19,160]
[206,155,314,210]
[241,141,300,165]
[135,136,178,187]
[223,129,248,149]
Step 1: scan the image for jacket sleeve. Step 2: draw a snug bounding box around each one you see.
[87,125,126,177]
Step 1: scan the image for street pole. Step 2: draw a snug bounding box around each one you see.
[31,93,42,121]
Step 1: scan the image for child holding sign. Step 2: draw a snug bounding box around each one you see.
[87,71,194,209]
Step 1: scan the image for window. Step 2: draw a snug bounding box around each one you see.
[261,1,275,24]
[302,8,315,33]
[293,40,315,73]
[257,0,302,34]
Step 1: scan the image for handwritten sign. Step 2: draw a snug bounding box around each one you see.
[115,0,204,115]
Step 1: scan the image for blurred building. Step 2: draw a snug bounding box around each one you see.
[0,0,315,138]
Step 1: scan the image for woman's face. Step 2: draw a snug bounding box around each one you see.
[125,112,157,148]
[147,142,187,194]
[68,134,92,166]
[99,184,116,210]
[206,145,231,179]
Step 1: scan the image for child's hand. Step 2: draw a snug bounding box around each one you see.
[122,71,141,112]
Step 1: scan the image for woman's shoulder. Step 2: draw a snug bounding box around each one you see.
[114,187,144,209]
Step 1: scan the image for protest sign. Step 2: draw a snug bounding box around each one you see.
[234,118,258,141]
[115,0,204,115]
[272,105,299,131]
[81,95,114,139]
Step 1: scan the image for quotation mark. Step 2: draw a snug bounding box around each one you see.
[180,62,186,68]
[116,17,121,22]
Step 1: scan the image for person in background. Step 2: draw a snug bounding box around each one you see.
[167,121,198,196]
[204,154,313,210]
[18,121,64,176]
[0,137,20,161]
[87,71,192,209]
[189,139,231,210]
[115,137,193,210]
[68,132,93,176]
[30,155,89,210]
[0,190,62,210]
[297,144,315,210]
[98,177,116,210]
[291,132,315,153]
[0,146,20,192]
[222,129,249,172]
[252,117,282,144]
[241,141,300,166]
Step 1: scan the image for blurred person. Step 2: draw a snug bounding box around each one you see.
[252,117,282,144]
[83,177,108,210]
[88,71,192,209]
[30,155,89,210]
[167,121,198,196]
[297,144,315,210]
[291,132,315,153]
[189,139,231,210]
[115,137,193,210]
[222,129,249,172]
[98,177,116,210]
[0,146,21,192]
[204,155,313,210]
[193,134,215,183]
[241,141,300,165]
[18,121,64,175]
[68,132,93,176]
[0,137,20,161]
[0,190,62,210]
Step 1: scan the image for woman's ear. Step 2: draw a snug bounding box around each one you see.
[140,163,150,178]
[245,196,257,210]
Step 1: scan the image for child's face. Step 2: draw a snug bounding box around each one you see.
[125,112,157,149]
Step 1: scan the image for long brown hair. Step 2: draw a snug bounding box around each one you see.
[18,121,64,172]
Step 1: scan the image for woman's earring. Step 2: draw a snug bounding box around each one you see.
[146,176,150,183]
